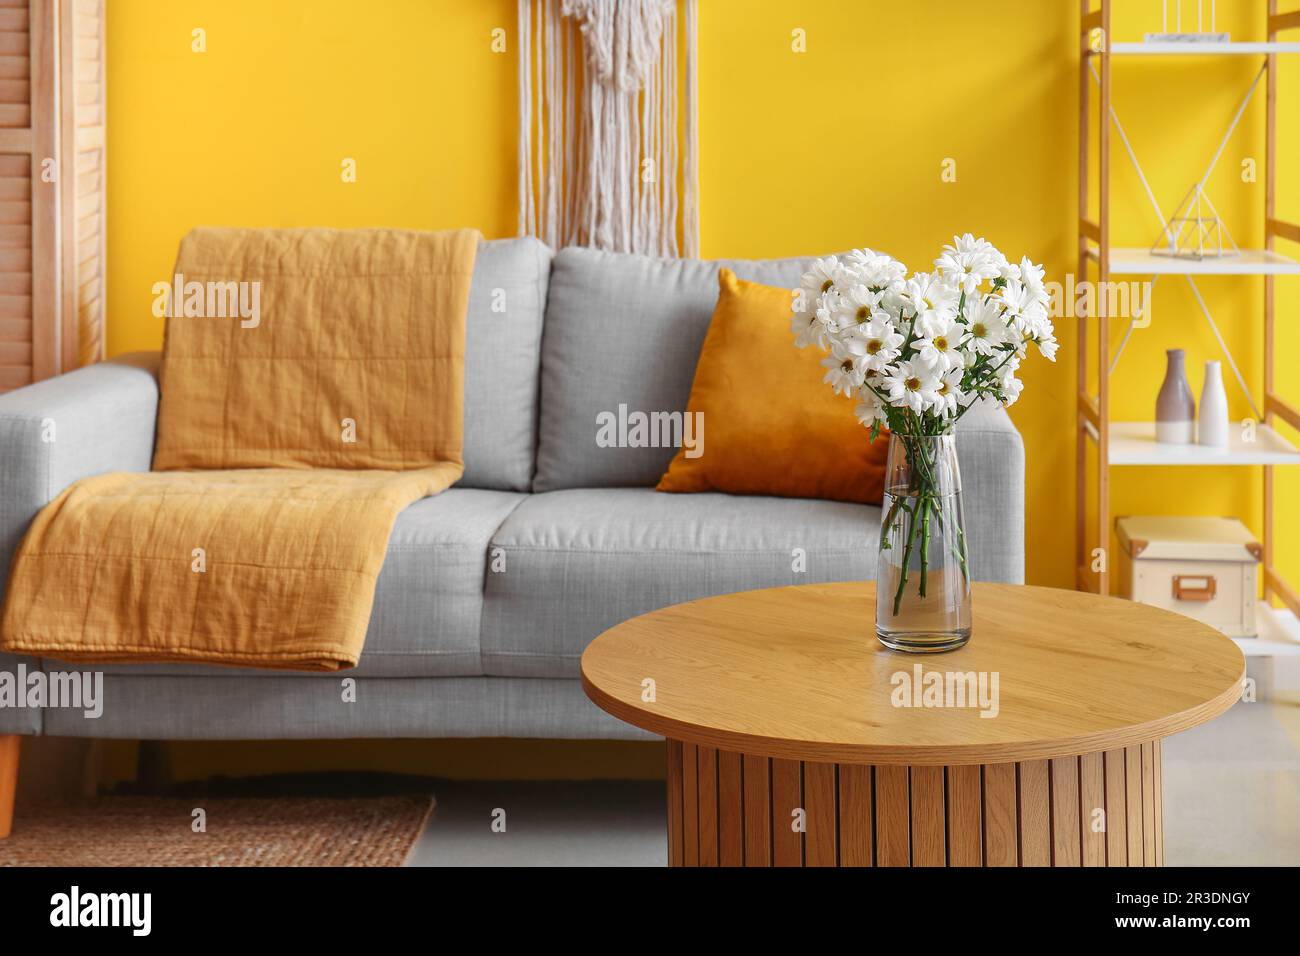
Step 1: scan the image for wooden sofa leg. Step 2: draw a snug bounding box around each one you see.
[0,735,19,838]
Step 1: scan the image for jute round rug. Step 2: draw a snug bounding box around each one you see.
[0,795,434,866]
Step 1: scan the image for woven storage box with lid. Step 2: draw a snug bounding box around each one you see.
[1115,516,1260,638]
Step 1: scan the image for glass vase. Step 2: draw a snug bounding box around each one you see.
[875,432,971,652]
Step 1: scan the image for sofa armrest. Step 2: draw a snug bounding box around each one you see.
[953,400,1025,584]
[0,352,160,604]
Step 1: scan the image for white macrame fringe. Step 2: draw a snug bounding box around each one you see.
[682,0,699,258]
[517,0,534,238]
[517,0,698,256]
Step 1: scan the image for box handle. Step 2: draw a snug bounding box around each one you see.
[1172,574,1217,602]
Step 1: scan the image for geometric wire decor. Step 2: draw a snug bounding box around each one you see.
[1150,181,1240,260]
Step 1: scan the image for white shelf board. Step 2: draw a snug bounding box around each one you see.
[1107,421,1300,465]
[1241,607,1300,698]
[1243,605,1300,656]
[1107,247,1300,275]
[1111,41,1300,55]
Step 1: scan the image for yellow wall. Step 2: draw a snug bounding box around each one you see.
[105,0,518,360]
[107,0,1300,594]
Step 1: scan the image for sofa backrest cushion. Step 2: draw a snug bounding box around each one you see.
[534,247,825,491]
[461,236,552,491]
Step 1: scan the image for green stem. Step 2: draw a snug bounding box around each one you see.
[879,491,907,552]
[928,506,971,584]
[892,496,922,616]
[888,429,952,608]
[910,432,939,602]
[919,494,931,598]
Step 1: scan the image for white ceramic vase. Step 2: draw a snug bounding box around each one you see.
[1198,360,1229,449]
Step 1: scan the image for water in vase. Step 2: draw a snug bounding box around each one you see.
[875,434,971,653]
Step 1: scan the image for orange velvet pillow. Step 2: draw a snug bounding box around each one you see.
[657,268,889,504]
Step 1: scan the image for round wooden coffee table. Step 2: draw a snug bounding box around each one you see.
[581,582,1244,867]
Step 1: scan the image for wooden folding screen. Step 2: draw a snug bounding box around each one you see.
[60,0,104,370]
[0,0,105,393]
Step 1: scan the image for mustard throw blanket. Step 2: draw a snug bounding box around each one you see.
[0,227,478,670]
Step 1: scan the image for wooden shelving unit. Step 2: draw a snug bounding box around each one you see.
[1076,1,1300,621]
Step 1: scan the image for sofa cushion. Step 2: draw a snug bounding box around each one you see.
[359,488,523,676]
[534,247,835,491]
[479,488,879,678]
[461,237,552,491]
[657,268,890,504]
[69,488,524,679]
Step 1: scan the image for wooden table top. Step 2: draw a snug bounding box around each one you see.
[581,582,1245,766]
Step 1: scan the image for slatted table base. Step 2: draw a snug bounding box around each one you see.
[666,740,1163,867]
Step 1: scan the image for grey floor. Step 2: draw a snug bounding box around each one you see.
[407,779,667,866]
[409,699,1300,867]
[1162,697,1300,866]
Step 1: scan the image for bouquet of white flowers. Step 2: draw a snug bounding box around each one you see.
[792,234,1056,435]
[792,234,1056,648]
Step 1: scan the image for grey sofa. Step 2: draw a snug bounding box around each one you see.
[0,239,1024,743]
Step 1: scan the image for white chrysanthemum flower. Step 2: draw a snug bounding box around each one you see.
[846,248,907,290]
[913,313,965,372]
[998,364,1025,406]
[791,310,821,349]
[808,295,847,350]
[936,233,1004,295]
[1017,256,1047,295]
[1004,323,1031,360]
[842,314,905,372]
[998,277,1052,340]
[834,284,883,328]
[881,359,942,415]
[1036,330,1059,362]
[1024,295,1055,340]
[963,296,1008,356]
[821,343,867,397]
[933,366,966,416]
[854,387,888,427]
[901,272,959,330]
[796,256,846,316]
[877,283,910,318]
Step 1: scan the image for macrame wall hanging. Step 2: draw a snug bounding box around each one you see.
[517,0,700,257]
